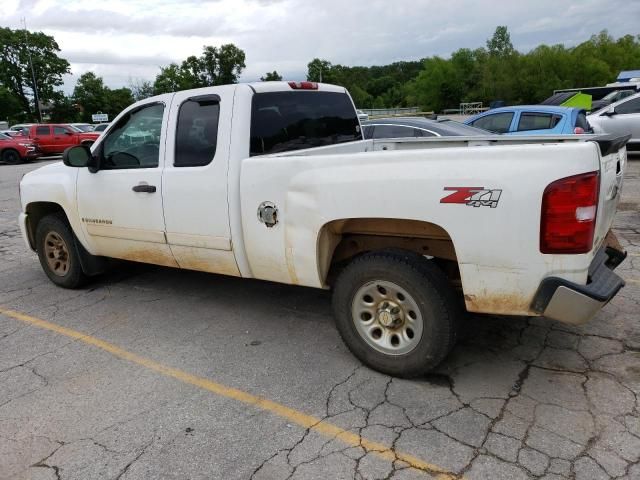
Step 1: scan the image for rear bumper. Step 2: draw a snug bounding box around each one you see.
[531,246,626,325]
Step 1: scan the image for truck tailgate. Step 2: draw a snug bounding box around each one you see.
[594,135,629,250]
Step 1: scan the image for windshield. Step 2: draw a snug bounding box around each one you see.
[66,125,83,132]
[73,124,93,132]
[602,91,619,101]
[250,91,362,156]
[0,133,9,140]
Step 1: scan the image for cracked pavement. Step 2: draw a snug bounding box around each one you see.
[1,157,639,479]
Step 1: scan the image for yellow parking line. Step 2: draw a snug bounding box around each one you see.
[626,278,640,284]
[0,306,458,480]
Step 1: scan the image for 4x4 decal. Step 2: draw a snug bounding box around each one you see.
[440,187,502,208]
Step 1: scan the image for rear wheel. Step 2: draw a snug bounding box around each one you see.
[332,251,460,377]
[35,214,87,288]
[2,149,21,165]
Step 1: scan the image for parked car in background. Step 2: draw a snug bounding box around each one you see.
[1,130,26,138]
[465,106,592,135]
[362,117,490,139]
[0,132,40,164]
[588,92,640,151]
[590,90,636,111]
[92,123,110,133]
[68,123,95,132]
[356,110,369,121]
[24,124,100,155]
[10,124,36,135]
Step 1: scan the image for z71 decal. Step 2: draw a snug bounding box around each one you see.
[440,187,502,208]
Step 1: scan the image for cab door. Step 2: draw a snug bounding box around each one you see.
[32,125,54,154]
[76,99,177,267]
[52,125,77,152]
[161,86,239,276]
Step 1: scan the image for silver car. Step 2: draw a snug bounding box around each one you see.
[588,92,640,151]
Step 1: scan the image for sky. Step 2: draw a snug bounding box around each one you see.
[2,0,639,94]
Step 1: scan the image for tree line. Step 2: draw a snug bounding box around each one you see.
[1,26,639,123]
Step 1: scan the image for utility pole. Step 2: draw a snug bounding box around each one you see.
[21,18,42,123]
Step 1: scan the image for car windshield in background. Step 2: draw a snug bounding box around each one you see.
[66,125,83,132]
[74,125,93,132]
[250,91,362,156]
[0,133,9,140]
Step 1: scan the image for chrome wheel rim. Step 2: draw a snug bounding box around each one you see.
[44,232,70,276]
[351,280,423,355]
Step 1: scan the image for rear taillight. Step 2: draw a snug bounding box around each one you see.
[288,81,318,90]
[540,171,599,254]
[574,127,585,134]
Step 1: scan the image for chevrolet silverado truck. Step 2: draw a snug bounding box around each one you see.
[18,81,629,377]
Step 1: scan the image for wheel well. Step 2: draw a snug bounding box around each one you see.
[318,218,460,287]
[25,202,67,249]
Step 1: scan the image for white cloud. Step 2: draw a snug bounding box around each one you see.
[1,0,638,92]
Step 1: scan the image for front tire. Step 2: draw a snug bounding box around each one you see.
[2,149,21,165]
[35,214,87,288]
[332,251,460,377]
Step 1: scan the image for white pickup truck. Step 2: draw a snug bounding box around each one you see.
[18,81,629,377]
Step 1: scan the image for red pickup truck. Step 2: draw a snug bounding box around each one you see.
[0,132,41,164]
[26,124,100,155]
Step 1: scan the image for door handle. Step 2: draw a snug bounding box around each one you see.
[132,184,157,193]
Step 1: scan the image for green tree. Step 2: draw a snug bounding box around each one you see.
[73,72,107,121]
[260,71,283,81]
[0,27,70,120]
[487,26,514,57]
[306,59,333,82]
[153,44,246,93]
[129,79,154,101]
[104,88,134,118]
[0,84,24,122]
[49,91,80,123]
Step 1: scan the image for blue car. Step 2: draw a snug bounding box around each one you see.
[464,106,592,135]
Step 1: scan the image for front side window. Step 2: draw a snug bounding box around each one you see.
[250,91,361,156]
[53,126,71,135]
[471,112,514,133]
[616,97,640,115]
[35,126,50,136]
[102,103,164,169]
[175,97,219,167]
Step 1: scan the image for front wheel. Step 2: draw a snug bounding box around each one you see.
[35,214,87,288]
[332,251,460,377]
[2,149,21,165]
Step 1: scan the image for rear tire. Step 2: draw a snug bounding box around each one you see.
[35,214,87,288]
[2,149,21,165]
[332,251,460,377]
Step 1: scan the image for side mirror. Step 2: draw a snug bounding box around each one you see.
[65,131,74,135]
[603,106,616,116]
[62,145,91,168]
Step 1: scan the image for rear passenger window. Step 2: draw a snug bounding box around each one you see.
[517,113,557,131]
[36,126,49,136]
[175,97,219,167]
[471,113,514,133]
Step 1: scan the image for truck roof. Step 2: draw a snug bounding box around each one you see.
[246,81,347,94]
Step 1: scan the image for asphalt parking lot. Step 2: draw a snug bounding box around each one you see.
[1,156,639,480]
